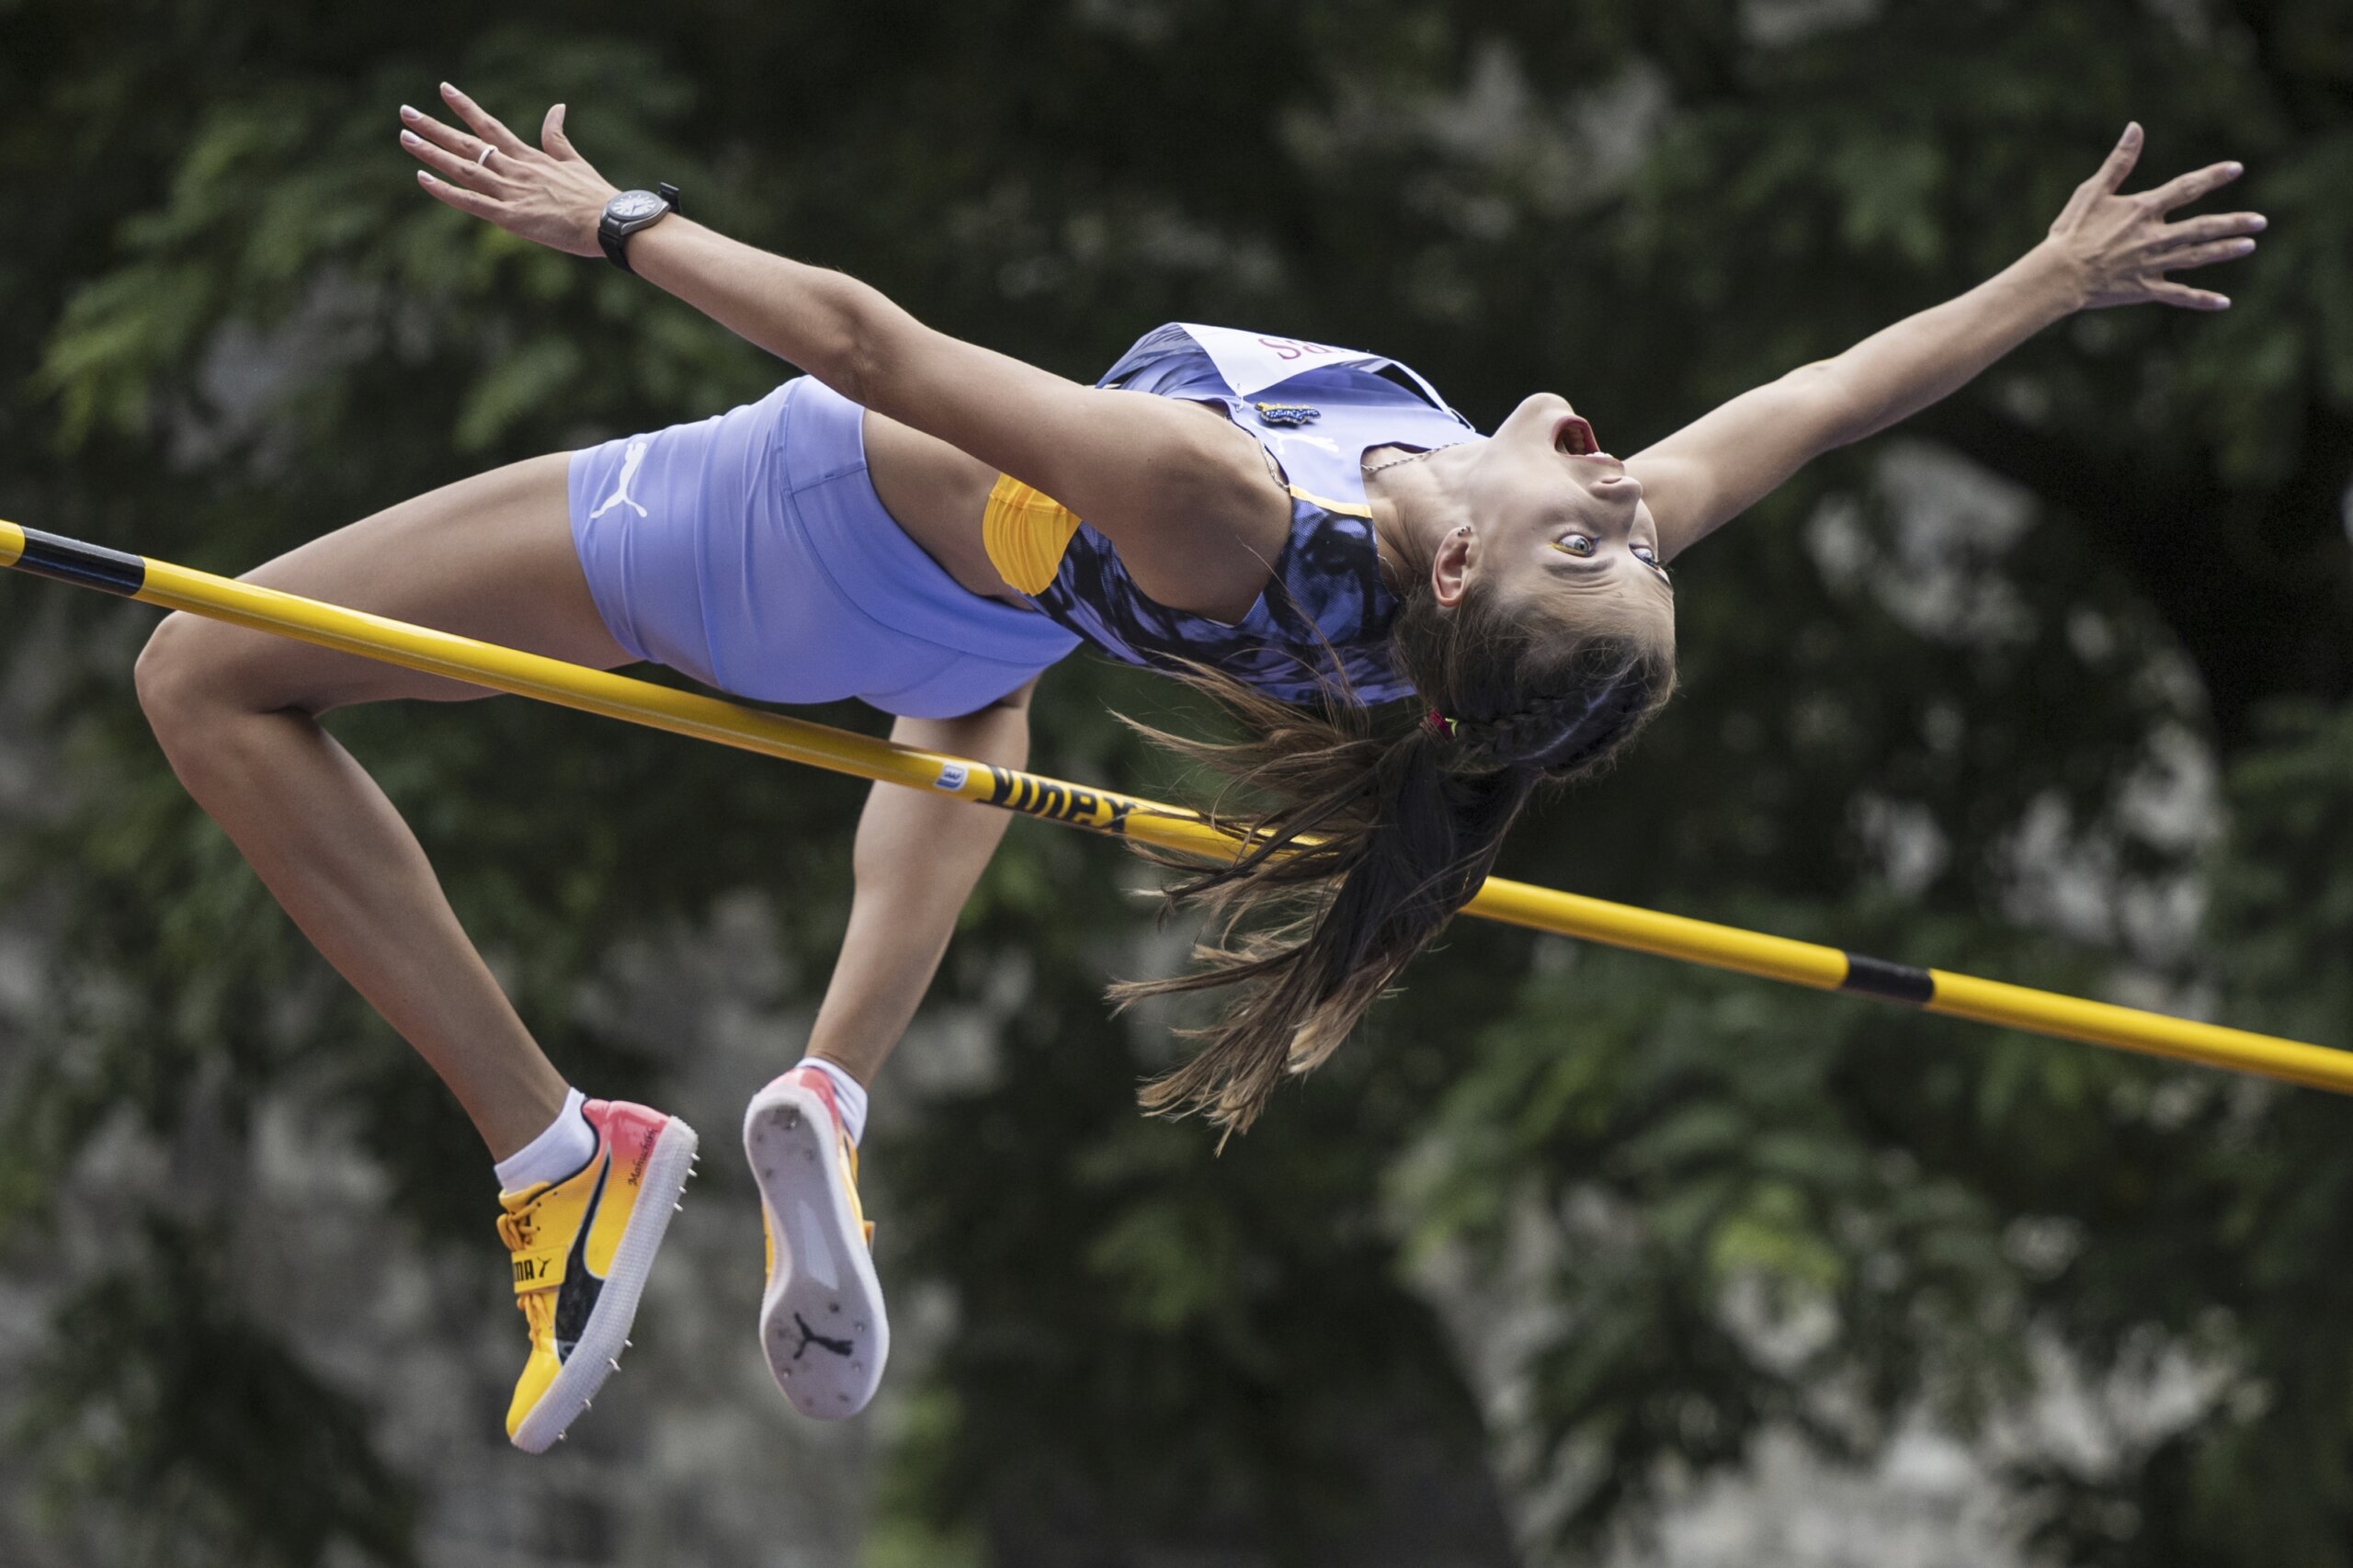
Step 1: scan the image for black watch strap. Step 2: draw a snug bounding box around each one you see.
[599,183,683,274]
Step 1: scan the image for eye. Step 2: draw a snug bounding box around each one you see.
[1554,533,1597,558]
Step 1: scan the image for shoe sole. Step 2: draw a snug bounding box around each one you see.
[508,1117,699,1454]
[744,1080,888,1419]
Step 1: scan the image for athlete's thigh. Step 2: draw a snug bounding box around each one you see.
[203,451,630,714]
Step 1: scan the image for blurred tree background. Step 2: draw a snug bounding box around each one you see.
[4,0,2351,1563]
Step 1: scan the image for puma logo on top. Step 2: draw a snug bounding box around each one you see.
[589,439,651,519]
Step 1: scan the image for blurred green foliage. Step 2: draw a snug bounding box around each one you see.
[3,1,2352,1564]
[12,1218,419,1567]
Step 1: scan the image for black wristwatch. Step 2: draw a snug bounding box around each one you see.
[598,183,682,273]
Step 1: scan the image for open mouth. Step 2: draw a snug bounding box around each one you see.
[1552,414,1601,457]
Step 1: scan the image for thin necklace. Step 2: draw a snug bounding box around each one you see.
[1361,441,1467,478]
[1362,441,1468,597]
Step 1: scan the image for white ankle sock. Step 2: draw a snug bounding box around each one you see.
[798,1056,869,1147]
[495,1087,595,1194]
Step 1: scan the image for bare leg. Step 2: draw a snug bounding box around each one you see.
[135,453,632,1159]
[802,681,1037,1087]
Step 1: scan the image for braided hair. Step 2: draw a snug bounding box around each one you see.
[1111,567,1677,1139]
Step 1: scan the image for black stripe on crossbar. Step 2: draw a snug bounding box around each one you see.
[12,528,146,596]
[1840,952,1936,1006]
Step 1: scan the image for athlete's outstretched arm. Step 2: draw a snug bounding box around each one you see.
[396,87,1269,547]
[1629,124,2263,562]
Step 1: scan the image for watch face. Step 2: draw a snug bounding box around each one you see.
[609,191,665,222]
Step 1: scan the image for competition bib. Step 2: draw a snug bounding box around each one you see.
[1174,323,1449,411]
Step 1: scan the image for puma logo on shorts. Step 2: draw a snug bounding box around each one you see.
[589,439,651,519]
[564,379,1076,714]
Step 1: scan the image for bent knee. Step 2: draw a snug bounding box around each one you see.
[134,612,244,749]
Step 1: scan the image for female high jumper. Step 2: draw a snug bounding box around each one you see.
[130,87,2259,1449]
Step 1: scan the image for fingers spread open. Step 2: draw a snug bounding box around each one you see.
[438,82,532,156]
[2143,159,2245,213]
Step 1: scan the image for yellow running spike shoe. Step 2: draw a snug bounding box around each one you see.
[745,1064,885,1419]
[496,1098,699,1452]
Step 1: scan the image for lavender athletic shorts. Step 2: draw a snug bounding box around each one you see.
[567,376,1078,719]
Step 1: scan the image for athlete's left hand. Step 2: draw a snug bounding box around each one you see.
[2040,122,2265,312]
[398,83,618,256]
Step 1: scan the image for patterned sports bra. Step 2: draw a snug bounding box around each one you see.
[989,323,1478,706]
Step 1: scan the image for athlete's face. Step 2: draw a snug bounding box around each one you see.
[1430,388,1675,607]
[1429,392,1674,636]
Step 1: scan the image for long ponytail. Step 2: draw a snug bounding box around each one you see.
[1111,588,1677,1139]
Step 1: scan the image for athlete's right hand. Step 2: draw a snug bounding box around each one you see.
[2039,122,2264,312]
[399,83,620,258]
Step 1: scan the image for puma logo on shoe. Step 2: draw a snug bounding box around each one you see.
[589,440,651,519]
[790,1312,854,1359]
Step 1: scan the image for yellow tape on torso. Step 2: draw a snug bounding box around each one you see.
[981,468,1374,598]
[983,475,1086,596]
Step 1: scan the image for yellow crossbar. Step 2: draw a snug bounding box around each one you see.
[5,517,2343,1095]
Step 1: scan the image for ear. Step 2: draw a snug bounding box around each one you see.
[1430,527,1473,608]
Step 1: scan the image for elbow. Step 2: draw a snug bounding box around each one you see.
[833,288,915,412]
[829,307,881,407]
[841,309,892,408]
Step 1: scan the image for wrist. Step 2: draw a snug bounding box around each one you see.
[597,184,683,273]
[580,187,619,253]
[2018,239,2092,317]
[615,212,694,281]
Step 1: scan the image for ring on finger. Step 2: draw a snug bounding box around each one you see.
[477,144,495,166]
